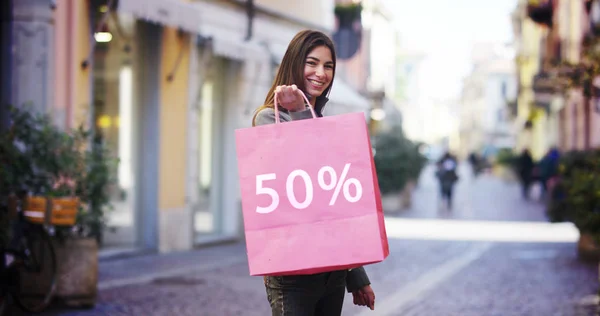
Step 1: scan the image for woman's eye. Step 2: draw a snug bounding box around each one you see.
[306,61,316,66]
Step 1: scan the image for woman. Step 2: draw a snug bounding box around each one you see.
[252,30,376,315]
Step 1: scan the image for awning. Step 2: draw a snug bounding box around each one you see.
[118,0,200,34]
[118,0,265,61]
[213,38,265,61]
[198,25,265,61]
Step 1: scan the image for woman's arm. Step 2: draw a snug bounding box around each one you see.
[346,267,371,293]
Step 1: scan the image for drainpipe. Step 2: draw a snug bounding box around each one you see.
[0,0,13,131]
[245,0,254,41]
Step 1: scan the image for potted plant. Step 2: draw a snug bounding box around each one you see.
[562,149,600,261]
[492,148,519,182]
[546,149,600,261]
[527,0,553,27]
[334,2,362,28]
[0,106,118,307]
[373,128,427,212]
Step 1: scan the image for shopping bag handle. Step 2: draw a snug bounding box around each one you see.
[273,89,317,124]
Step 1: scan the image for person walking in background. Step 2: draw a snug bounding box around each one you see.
[252,30,375,316]
[468,151,480,177]
[517,149,535,200]
[436,151,459,209]
[537,147,560,198]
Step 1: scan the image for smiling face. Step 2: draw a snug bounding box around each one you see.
[258,31,337,121]
[303,45,334,104]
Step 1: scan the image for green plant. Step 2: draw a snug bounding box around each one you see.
[74,132,118,243]
[546,150,582,223]
[549,30,600,98]
[562,150,600,240]
[526,0,553,27]
[546,150,600,243]
[334,3,362,27]
[0,106,118,245]
[494,148,518,168]
[373,128,427,194]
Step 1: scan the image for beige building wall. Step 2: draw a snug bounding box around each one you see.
[159,29,190,210]
[158,27,194,252]
[514,3,545,158]
[53,0,92,130]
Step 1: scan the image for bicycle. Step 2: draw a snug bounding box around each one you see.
[0,191,58,314]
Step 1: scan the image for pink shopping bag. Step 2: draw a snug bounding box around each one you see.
[235,94,389,276]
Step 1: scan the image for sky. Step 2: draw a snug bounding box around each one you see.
[381,0,518,100]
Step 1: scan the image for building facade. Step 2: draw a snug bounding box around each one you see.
[1,0,372,255]
[517,0,600,158]
[459,43,518,158]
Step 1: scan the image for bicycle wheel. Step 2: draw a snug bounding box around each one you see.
[13,226,57,313]
[0,293,7,316]
[0,255,18,316]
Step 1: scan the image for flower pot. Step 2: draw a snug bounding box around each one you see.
[16,237,98,309]
[527,0,553,26]
[577,233,600,262]
[52,237,98,307]
[400,180,416,209]
[382,193,402,213]
[382,181,415,213]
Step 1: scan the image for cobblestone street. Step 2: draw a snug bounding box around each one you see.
[36,165,598,316]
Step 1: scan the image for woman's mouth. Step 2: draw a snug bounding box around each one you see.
[308,79,325,88]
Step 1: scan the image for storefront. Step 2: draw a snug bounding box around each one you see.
[90,2,142,249]
[90,0,203,253]
[8,0,374,255]
[186,5,268,244]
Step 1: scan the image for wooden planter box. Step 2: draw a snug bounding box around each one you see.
[7,195,78,226]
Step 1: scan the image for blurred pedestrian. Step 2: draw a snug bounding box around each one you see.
[537,147,560,198]
[252,30,375,316]
[468,152,479,177]
[436,151,459,209]
[516,149,534,199]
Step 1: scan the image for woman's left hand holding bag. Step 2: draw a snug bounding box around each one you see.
[275,85,306,112]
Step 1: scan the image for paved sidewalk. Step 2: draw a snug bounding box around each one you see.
[36,238,598,316]
[31,165,599,316]
[395,164,549,222]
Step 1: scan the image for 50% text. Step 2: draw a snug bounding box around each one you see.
[255,163,363,214]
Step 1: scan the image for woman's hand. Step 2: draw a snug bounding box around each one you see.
[352,285,375,310]
[275,85,306,112]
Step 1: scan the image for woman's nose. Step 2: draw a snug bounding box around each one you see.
[315,66,325,77]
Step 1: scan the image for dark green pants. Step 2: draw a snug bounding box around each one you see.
[264,271,346,316]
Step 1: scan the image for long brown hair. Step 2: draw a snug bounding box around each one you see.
[252,30,337,126]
